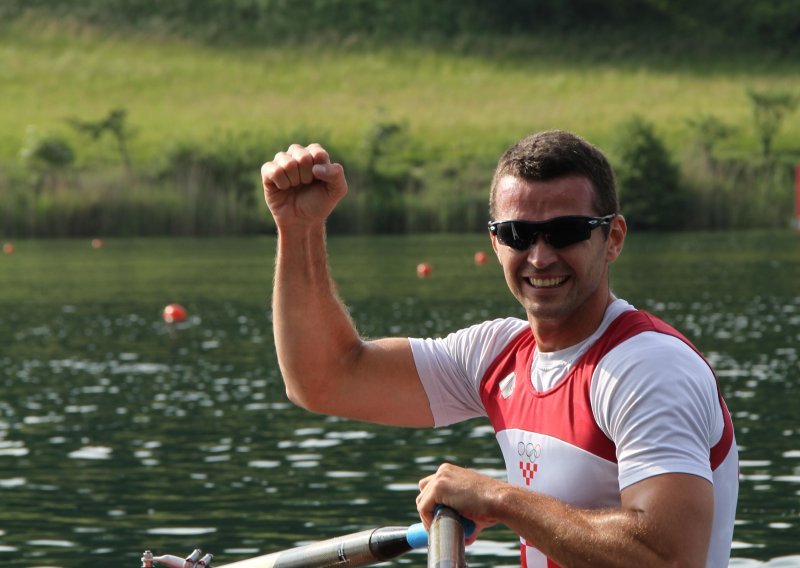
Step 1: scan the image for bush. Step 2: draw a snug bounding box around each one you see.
[19,127,75,192]
[161,132,270,205]
[612,116,685,231]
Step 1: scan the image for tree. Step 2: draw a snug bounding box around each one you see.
[69,108,134,173]
[613,116,685,231]
[685,114,736,165]
[747,89,799,161]
[361,116,412,233]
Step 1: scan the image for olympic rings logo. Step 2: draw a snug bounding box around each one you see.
[517,442,542,463]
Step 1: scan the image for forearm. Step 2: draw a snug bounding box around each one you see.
[418,465,709,568]
[493,487,666,568]
[272,222,362,410]
[488,476,710,568]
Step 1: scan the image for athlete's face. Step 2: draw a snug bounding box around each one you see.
[490,175,626,344]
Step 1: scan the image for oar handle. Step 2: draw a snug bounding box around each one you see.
[427,505,471,568]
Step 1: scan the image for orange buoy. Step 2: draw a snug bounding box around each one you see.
[2,243,14,255]
[416,262,432,278]
[163,303,187,323]
[474,251,488,265]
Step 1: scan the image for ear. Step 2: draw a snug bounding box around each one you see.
[605,214,627,263]
[490,232,501,260]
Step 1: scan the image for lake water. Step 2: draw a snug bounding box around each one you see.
[0,232,798,568]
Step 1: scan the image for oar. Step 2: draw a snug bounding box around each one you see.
[141,509,474,568]
[427,506,469,568]
[142,522,429,568]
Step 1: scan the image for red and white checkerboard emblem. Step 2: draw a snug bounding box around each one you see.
[517,442,541,486]
[519,461,538,486]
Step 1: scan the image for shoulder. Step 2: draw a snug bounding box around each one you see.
[591,331,723,486]
[410,318,528,383]
[411,317,527,367]
[600,331,714,383]
[410,317,528,427]
[592,331,718,412]
[445,317,529,349]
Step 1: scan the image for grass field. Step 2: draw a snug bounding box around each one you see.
[1,19,799,236]
[2,19,799,170]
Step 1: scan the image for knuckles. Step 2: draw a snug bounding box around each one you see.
[260,144,337,198]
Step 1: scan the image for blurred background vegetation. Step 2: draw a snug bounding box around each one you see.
[1,0,798,236]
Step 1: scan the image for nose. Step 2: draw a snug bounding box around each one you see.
[526,237,558,268]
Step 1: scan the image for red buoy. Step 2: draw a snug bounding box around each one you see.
[163,303,187,323]
[416,262,432,278]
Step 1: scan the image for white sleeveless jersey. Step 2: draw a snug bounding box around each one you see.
[410,300,738,568]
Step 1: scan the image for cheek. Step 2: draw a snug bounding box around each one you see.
[497,254,521,282]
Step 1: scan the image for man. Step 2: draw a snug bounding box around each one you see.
[261,130,738,568]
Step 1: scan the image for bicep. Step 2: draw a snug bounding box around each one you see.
[331,337,434,427]
[621,473,714,567]
[329,319,526,428]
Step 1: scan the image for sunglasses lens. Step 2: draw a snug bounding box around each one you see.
[495,223,531,250]
[544,218,592,248]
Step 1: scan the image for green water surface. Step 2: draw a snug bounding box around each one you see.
[0,232,798,567]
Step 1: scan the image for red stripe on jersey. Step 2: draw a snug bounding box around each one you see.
[479,310,734,468]
[479,323,618,462]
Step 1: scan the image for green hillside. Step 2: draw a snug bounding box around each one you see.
[1,3,799,236]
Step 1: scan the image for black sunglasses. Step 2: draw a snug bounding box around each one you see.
[488,214,616,250]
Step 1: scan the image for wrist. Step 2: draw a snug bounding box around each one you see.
[276,220,327,241]
[486,481,524,523]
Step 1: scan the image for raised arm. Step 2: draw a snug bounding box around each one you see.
[261,143,433,427]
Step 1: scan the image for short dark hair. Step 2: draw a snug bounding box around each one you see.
[489,130,619,219]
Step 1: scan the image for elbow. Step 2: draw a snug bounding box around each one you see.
[283,378,334,414]
[284,383,318,412]
[279,340,365,414]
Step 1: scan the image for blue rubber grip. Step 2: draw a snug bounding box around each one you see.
[406,522,429,549]
[461,516,476,538]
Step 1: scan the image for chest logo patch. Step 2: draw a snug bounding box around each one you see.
[499,372,516,398]
[517,442,542,486]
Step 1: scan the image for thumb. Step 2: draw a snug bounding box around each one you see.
[312,162,348,196]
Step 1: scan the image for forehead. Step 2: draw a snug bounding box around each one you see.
[494,174,597,220]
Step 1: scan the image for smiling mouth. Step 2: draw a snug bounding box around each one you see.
[526,276,569,289]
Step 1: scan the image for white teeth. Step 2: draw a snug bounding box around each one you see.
[529,276,567,288]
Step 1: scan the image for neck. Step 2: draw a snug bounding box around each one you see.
[530,293,616,352]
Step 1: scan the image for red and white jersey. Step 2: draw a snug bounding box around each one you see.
[410,300,738,568]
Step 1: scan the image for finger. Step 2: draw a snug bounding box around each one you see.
[465,527,483,546]
[307,143,330,166]
[287,143,316,185]
[273,151,302,187]
[415,477,438,531]
[416,500,434,531]
[261,161,291,191]
[418,473,433,491]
